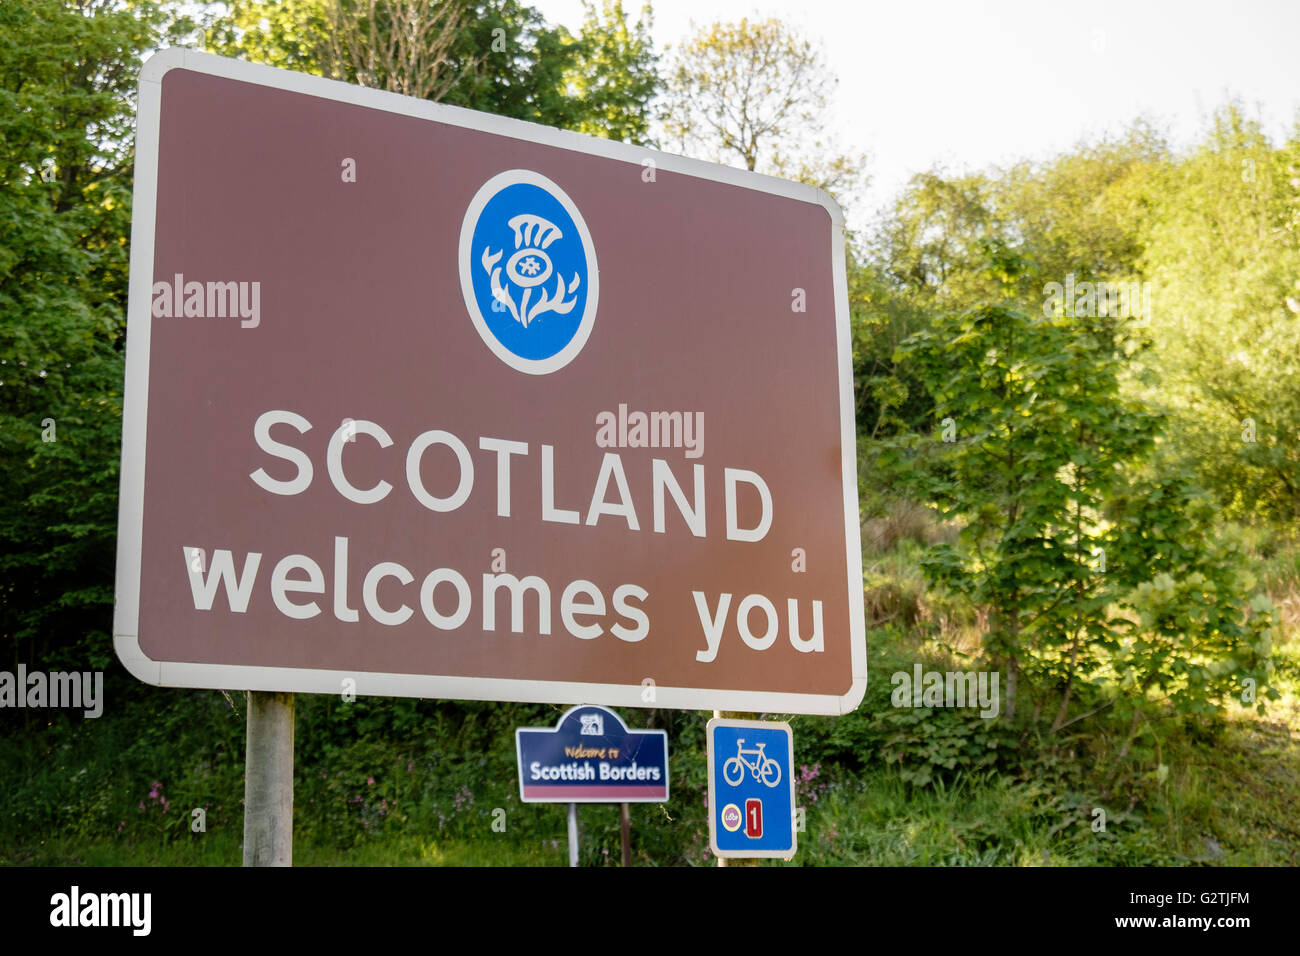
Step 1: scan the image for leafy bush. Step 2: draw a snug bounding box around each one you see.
[874,253,1279,739]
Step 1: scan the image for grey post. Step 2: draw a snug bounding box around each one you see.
[567,802,579,867]
[714,709,728,867]
[243,690,294,866]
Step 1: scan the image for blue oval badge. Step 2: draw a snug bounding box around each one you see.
[459,170,599,374]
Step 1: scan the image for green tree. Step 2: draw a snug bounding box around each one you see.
[203,0,332,74]
[1137,105,1300,521]
[318,0,470,101]
[561,1,657,145]
[996,124,1165,286]
[867,127,1164,322]
[870,170,1002,306]
[852,171,1002,456]
[1,0,189,669]
[659,16,864,200]
[882,245,1277,731]
[856,127,1165,469]
[207,0,659,138]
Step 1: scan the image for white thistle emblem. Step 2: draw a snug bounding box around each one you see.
[481,213,582,328]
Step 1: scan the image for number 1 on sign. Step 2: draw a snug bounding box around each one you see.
[745,798,763,838]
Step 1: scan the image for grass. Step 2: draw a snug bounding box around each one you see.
[3,832,566,867]
[1135,644,1300,865]
[8,685,1297,867]
[22,745,1297,867]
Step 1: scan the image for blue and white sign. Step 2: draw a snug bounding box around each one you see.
[459,169,599,375]
[516,705,669,803]
[707,717,796,858]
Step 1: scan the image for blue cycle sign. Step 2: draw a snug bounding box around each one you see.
[516,705,668,803]
[707,717,796,858]
[723,737,783,788]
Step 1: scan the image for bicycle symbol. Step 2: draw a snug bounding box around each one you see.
[722,738,782,788]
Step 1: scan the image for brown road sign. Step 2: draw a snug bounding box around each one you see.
[114,50,866,714]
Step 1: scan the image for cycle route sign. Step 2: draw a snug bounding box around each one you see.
[707,717,796,858]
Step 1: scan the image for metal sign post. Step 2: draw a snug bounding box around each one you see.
[567,803,579,867]
[242,690,294,866]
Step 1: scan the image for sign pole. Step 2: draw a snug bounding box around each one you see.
[243,690,294,866]
[713,709,727,867]
[567,802,579,867]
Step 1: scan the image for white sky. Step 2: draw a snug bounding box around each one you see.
[533,0,1300,230]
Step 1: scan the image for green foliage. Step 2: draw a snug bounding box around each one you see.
[0,0,189,668]
[995,124,1165,284]
[560,1,658,145]
[1135,105,1300,521]
[206,0,660,138]
[293,696,560,849]
[848,257,935,442]
[870,705,1013,788]
[1105,479,1280,717]
[869,170,1002,305]
[0,684,245,850]
[790,630,1019,790]
[0,690,719,866]
[659,15,864,200]
[855,126,1165,446]
[203,0,333,74]
[426,0,592,127]
[876,245,1277,732]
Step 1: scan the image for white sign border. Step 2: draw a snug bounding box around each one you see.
[113,48,867,717]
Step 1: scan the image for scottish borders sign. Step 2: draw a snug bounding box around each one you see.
[113,49,866,715]
[516,705,668,803]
